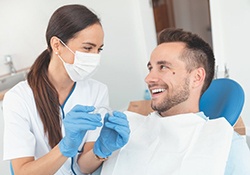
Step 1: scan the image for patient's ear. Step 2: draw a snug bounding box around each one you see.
[191,67,206,88]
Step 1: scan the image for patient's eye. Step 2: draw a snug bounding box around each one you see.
[159,64,171,72]
[148,65,153,71]
[160,64,167,70]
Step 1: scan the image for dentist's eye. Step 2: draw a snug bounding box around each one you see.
[98,48,103,53]
[83,47,92,51]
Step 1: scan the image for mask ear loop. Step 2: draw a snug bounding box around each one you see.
[59,39,75,55]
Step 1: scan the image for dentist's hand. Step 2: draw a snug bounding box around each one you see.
[59,105,102,157]
[93,111,130,158]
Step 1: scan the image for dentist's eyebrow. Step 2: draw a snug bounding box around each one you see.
[82,42,104,48]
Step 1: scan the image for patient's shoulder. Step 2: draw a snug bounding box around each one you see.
[124,111,148,123]
[225,132,250,174]
[123,111,150,132]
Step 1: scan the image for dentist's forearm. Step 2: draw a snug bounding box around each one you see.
[12,145,67,175]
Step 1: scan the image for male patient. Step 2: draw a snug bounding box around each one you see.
[100,28,250,175]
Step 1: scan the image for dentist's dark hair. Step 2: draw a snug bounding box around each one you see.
[27,4,101,148]
[158,28,215,96]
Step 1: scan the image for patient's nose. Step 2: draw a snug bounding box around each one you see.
[145,71,159,84]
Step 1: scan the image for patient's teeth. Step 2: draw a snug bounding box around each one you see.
[152,89,165,94]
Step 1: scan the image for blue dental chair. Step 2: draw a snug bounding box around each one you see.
[199,78,245,126]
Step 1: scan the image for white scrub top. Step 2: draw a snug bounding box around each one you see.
[3,78,109,175]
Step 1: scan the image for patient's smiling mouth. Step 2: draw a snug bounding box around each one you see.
[151,88,166,94]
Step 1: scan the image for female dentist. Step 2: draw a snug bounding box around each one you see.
[3,4,130,175]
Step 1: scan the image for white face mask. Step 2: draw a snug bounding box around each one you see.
[57,39,100,82]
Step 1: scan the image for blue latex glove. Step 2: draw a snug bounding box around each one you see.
[93,111,130,158]
[59,105,102,157]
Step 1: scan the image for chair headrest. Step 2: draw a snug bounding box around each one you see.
[199,78,244,126]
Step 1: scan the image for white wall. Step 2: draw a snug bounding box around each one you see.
[0,0,157,110]
[92,0,157,110]
[209,0,250,134]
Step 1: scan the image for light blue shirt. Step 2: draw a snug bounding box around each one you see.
[225,132,250,175]
[197,112,250,175]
